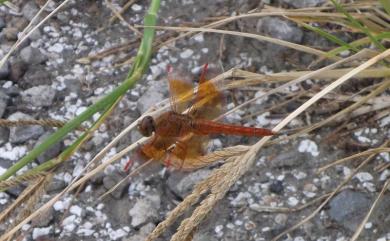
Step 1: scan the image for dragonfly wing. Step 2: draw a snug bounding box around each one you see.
[140,135,176,162]
[167,66,195,113]
[163,133,210,170]
[189,64,224,121]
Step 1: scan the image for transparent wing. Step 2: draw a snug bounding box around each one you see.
[167,66,195,113]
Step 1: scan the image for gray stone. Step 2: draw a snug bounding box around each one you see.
[0,17,5,29]
[20,46,47,64]
[167,169,212,198]
[0,90,8,118]
[102,171,129,199]
[282,0,326,8]
[0,158,12,170]
[136,80,168,113]
[9,61,27,81]
[28,28,41,41]
[0,61,9,79]
[21,85,56,107]
[32,208,54,227]
[128,193,160,227]
[8,112,44,144]
[2,27,18,41]
[125,223,155,241]
[3,84,20,97]
[35,132,63,164]
[22,65,51,86]
[270,150,307,168]
[103,197,132,226]
[90,171,104,185]
[193,232,218,241]
[47,178,66,193]
[328,190,371,232]
[0,127,9,145]
[21,1,39,21]
[257,17,303,44]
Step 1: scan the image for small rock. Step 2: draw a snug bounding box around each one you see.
[270,150,306,168]
[47,178,66,193]
[28,28,41,41]
[21,85,56,107]
[0,127,9,145]
[0,158,13,171]
[103,171,129,199]
[257,17,303,44]
[20,46,47,64]
[274,213,288,226]
[2,82,20,97]
[35,132,63,164]
[269,180,284,194]
[32,208,54,227]
[32,226,53,240]
[9,61,27,81]
[21,65,52,87]
[90,171,104,185]
[282,0,326,8]
[193,232,218,241]
[328,190,371,232]
[0,61,10,79]
[3,27,18,41]
[125,223,155,241]
[0,90,9,118]
[21,1,39,21]
[128,194,160,227]
[136,80,168,113]
[0,17,5,29]
[8,112,44,144]
[167,169,212,198]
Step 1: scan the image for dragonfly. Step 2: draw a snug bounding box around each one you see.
[127,64,275,171]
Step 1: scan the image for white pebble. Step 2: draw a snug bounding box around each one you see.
[131,4,142,11]
[32,227,52,240]
[354,172,374,182]
[180,49,193,59]
[48,43,64,53]
[287,196,299,206]
[298,139,319,156]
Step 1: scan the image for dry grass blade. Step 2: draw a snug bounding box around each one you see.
[146,157,235,241]
[142,25,329,58]
[105,0,142,36]
[0,118,86,131]
[291,79,390,137]
[221,49,374,120]
[271,140,389,241]
[251,188,348,213]
[109,0,139,24]
[350,178,390,241]
[317,145,390,173]
[14,173,53,226]
[0,172,47,191]
[0,175,46,224]
[147,46,390,241]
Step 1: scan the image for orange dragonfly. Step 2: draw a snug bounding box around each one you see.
[128,64,274,170]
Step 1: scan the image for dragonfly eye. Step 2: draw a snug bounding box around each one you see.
[139,116,156,137]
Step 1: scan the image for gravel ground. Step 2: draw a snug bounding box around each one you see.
[0,0,389,241]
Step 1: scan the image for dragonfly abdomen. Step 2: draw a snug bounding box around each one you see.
[192,119,274,137]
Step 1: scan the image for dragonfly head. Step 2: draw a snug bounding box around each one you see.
[139,115,156,137]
